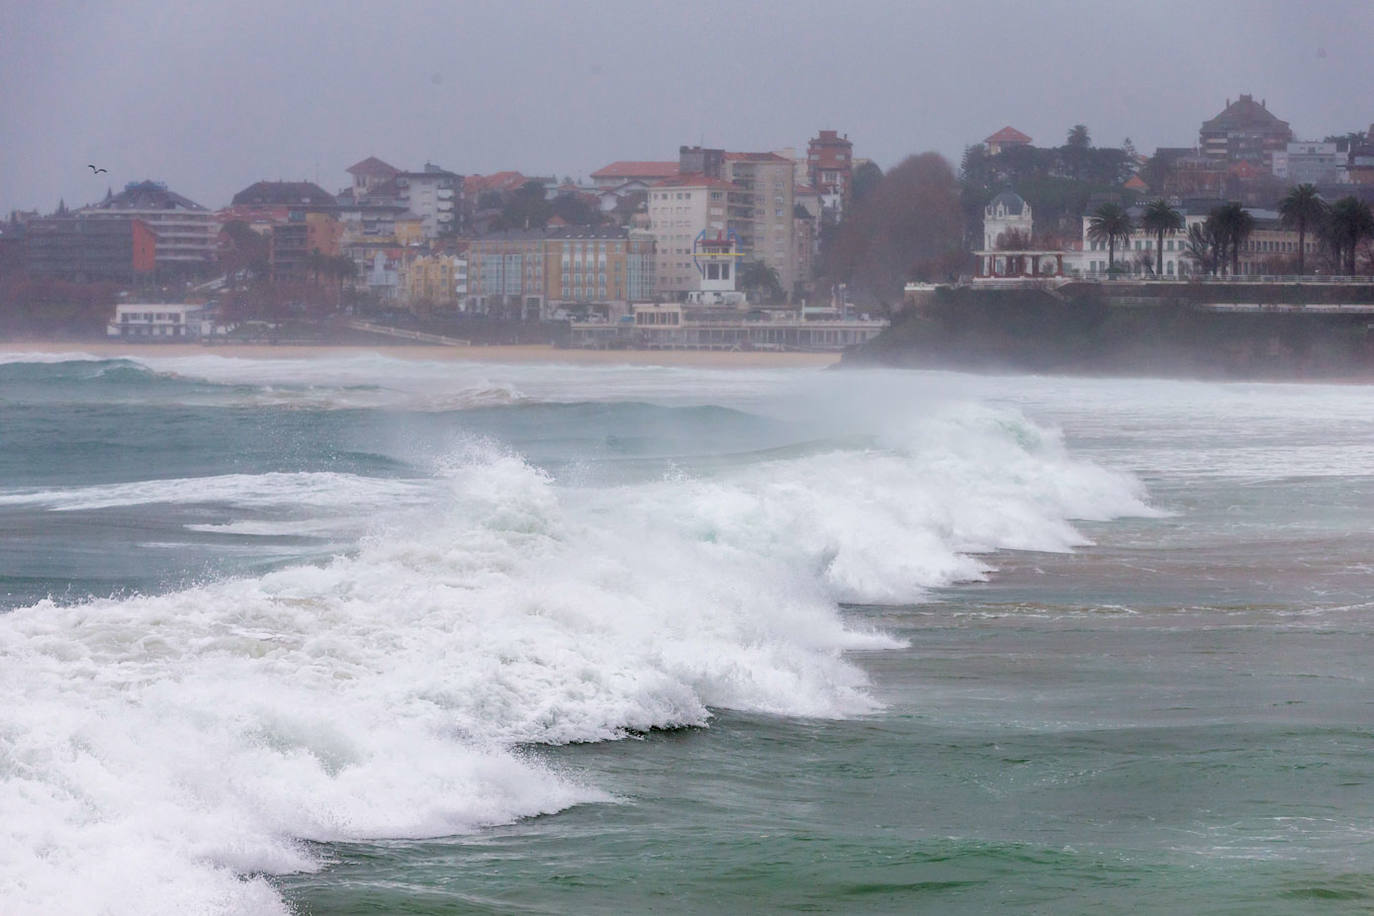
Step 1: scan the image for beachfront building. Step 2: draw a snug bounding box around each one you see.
[106,303,207,339]
[1074,202,1318,277]
[80,181,216,276]
[464,226,656,319]
[401,253,467,310]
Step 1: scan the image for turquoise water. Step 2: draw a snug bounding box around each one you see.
[2,353,1372,914]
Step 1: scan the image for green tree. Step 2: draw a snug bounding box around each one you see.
[1325,196,1374,274]
[1066,124,1091,149]
[851,160,884,205]
[1139,199,1184,276]
[498,180,552,230]
[738,259,783,302]
[550,192,597,225]
[1087,202,1133,274]
[1210,202,1255,276]
[1278,184,1328,275]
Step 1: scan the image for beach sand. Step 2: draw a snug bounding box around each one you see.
[0,340,841,368]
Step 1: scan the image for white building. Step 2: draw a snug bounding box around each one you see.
[647,174,733,295]
[983,191,1033,249]
[107,303,207,339]
[395,164,460,237]
[1272,142,1347,185]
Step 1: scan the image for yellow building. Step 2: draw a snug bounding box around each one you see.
[465,226,655,318]
[395,211,425,247]
[402,253,465,309]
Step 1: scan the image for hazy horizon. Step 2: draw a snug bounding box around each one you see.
[3,0,1371,214]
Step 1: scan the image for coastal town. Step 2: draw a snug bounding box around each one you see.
[2,96,1374,354]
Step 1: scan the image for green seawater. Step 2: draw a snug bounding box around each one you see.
[3,355,1372,914]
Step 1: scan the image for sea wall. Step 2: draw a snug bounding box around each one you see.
[844,284,1374,379]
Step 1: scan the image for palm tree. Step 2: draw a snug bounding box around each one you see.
[1139,199,1184,276]
[738,259,783,302]
[1278,184,1328,276]
[1087,202,1133,276]
[1209,202,1255,276]
[1326,196,1374,274]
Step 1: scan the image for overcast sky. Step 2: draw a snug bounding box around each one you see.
[3,0,1371,214]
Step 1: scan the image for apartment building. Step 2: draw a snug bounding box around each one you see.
[1199,95,1293,168]
[807,130,854,218]
[81,181,216,275]
[647,173,734,295]
[722,152,798,295]
[402,253,467,308]
[465,226,656,317]
[26,217,156,282]
[394,164,461,237]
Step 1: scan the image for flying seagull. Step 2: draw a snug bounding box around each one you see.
[88,164,107,174]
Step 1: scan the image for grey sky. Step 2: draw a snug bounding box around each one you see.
[3,0,1371,215]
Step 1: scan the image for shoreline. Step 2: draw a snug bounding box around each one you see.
[0,340,842,368]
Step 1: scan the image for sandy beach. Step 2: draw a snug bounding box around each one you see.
[0,340,841,368]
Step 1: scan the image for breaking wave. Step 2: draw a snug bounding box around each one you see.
[0,390,1155,913]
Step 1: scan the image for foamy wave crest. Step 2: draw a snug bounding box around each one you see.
[0,405,1154,913]
[598,401,1156,606]
[0,471,429,512]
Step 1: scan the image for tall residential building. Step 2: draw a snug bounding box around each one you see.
[1199,94,1293,167]
[394,163,461,237]
[722,152,798,295]
[807,130,854,219]
[80,181,216,275]
[26,217,157,282]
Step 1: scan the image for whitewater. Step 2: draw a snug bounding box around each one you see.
[5,352,1372,914]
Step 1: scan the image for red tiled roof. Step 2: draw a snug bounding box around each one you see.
[794,185,819,196]
[1123,175,1149,191]
[724,151,790,162]
[347,156,400,176]
[985,126,1032,145]
[464,171,529,194]
[591,161,680,179]
[652,173,736,190]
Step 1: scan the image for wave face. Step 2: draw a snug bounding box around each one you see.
[0,356,1154,914]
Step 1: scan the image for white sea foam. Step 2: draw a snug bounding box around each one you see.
[0,471,429,512]
[0,395,1155,914]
